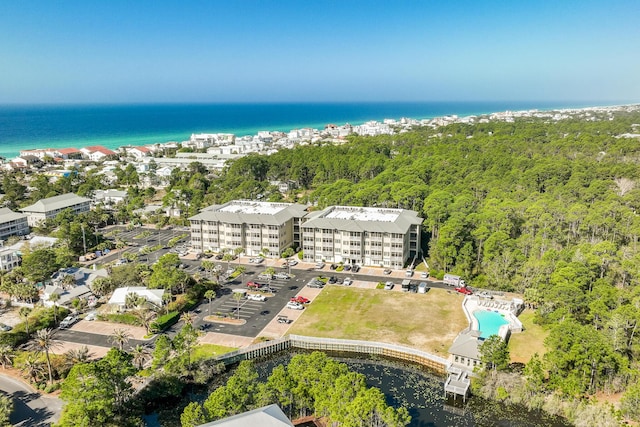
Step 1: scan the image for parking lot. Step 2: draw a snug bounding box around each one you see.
[71,225,449,346]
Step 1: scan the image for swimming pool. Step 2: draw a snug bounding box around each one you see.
[473,310,509,339]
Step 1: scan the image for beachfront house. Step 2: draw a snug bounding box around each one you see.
[80,145,118,162]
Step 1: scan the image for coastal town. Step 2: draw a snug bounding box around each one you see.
[0,104,638,426]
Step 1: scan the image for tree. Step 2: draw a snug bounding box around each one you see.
[130,345,151,370]
[621,381,640,422]
[181,402,206,427]
[30,328,60,384]
[64,346,94,365]
[58,348,136,426]
[49,292,61,323]
[20,247,59,285]
[19,355,44,384]
[235,265,247,282]
[19,307,31,336]
[204,289,216,314]
[151,335,172,370]
[0,345,14,369]
[479,335,510,372]
[109,328,132,351]
[133,309,157,335]
[232,291,243,319]
[0,394,12,427]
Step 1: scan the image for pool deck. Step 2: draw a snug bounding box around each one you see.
[462,296,523,340]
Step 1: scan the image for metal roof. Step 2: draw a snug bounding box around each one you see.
[0,208,27,223]
[190,201,308,226]
[198,404,293,427]
[20,193,91,214]
[302,206,422,234]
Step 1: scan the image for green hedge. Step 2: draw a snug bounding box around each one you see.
[103,312,140,326]
[0,307,69,348]
[152,311,181,332]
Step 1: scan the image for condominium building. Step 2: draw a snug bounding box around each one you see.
[189,200,308,257]
[300,206,422,268]
[0,208,29,241]
[20,193,91,226]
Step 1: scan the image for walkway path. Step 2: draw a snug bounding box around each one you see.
[0,374,62,426]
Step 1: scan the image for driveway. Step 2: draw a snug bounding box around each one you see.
[0,374,62,426]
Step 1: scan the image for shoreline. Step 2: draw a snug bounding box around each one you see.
[0,101,636,160]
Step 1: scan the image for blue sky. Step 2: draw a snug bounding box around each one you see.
[0,0,638,104]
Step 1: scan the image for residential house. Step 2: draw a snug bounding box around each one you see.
[197,404,293,427]
[107,286,165,311]
[80,145,118,162]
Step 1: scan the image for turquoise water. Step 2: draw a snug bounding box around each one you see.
[473,310,510,339]
[0,101,606,159]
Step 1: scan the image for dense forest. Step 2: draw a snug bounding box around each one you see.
[194,110,640,421]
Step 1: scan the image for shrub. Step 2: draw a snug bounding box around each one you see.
[103,312,140,326]
[376,282,385,289]
[152,311,181,332]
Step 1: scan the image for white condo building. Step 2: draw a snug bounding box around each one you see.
[20,193,91,227]
[0,208,29,241]
[189,201,308,257]
[300,206,422,268]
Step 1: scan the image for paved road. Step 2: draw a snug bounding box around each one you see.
[0,374,62,427]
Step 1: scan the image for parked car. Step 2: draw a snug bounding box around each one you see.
[247,281,264,289]
[384,282,394,290]
[0,323,12,332]
[405,270,414,277]
[328,276,338,284]
[455,287,473,295]
[249,257,264,263]
[247,294,267,302]
[84,311,98,321]
[286,301,304,310]
[287,259,298,266]
[307,279,324,288]
[60,315,78,329]
[274,272,290,280]
[330,264,338,270]
[291,296,310,304]
[418,282,430,294]
[343,277,353,286]
[315,262,325,269]
[277,315,292,324]
[343,264,352,271]
[257,273,273,280]
[478,291,493,299]
[421,271,428,278]
[214,254,223,260]
[383,269,392,275]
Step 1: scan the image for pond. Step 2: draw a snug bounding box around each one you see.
[253,352,572,427]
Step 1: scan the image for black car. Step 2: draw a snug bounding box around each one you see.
[352,265,360,273]
[328,276,338,284]
[330,264,338,270]
[214,254,223,260]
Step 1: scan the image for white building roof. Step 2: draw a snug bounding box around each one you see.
[190,200,308,226]
[303,206,422,234]
[198,404,293,427]
[0,208,27,224]
[108,286,165,306]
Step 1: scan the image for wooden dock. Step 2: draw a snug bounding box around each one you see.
[444,366,471,402]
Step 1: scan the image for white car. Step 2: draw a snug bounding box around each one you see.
[384,282,394,290]
[343,277,353,286]
[286,301,304,310]
[247,294,267,302]
[420,271,428,278]
[274,272,290,280]
[84,311,98,321]
[287,259,298,266]
[315,262,325,269]
[249,257,263,264]
[60,315,78,329]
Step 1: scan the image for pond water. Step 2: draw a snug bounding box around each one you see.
[253,352,572,427]
[473,310,510,339]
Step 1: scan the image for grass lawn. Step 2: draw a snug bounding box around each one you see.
[508,309,548,364]
[192,343,237,361]
[289,286,469,357]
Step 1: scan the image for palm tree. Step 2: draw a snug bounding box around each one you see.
[20,356,45,384]
[133,309,157,335]
[125,292,146,310]
[180,311,196,327]
[61,274,76,290]
[130,345,151,370]
[202,260,215,278]
[0,345,15,369]
[232,291,244,319]
[264,267,276,289]
[110,328,132,351]
[64,346,94,365]
[234,247,244,264]
[30,328,60,384]
[236,266,247,282]
[222,253,234,272]
[48,292,61,323]
[19,307,31,335]
[204,290,216,314]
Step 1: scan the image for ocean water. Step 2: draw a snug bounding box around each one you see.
[0,101,608,159]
